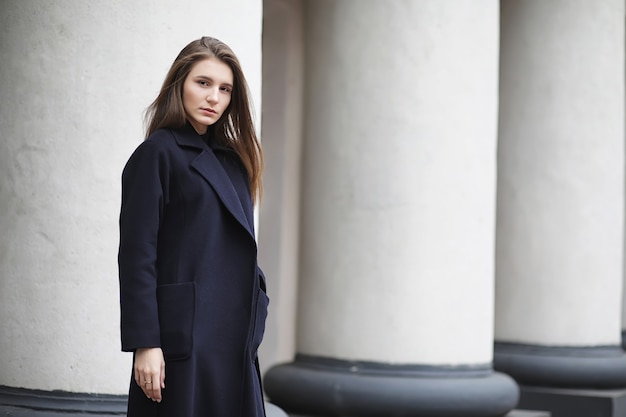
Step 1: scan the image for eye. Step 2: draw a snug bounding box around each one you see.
[220,86,232,94]
[198,80,210,87]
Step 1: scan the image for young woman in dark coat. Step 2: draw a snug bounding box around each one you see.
[118,36,268,417]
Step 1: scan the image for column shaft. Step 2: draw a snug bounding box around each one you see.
[495,0,626,394]
[0,0,263,412]
[266,1,518,415]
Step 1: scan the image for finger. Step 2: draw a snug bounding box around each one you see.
[134,362,150,399]
[145,381,156,401]
[140,375,153,400]
[160,360,166,389]
[137,372,155,399]
[147,372,161,402]
[134,371,149,399]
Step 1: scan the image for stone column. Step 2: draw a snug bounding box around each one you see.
[0,0,262,414]
[265,1,518,416]
[495,0,626,414]
[258,0,305,375]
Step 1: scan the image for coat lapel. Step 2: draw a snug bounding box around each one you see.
[172,126,255,240]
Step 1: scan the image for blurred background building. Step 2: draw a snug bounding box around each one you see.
[1,1,625,416]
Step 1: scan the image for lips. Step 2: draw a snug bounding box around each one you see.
[201,108,217,115]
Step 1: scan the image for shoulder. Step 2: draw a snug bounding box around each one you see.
[129,129,181,158]
[122,129,181,175]
[143,128,178,150]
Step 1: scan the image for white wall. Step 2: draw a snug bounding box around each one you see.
[0,0,262,395]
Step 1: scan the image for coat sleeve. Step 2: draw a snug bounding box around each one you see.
[118,139,170,352]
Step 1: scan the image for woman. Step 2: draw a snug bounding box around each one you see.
[118,36,268,417]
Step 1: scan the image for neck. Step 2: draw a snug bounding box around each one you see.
[187,121,207,135]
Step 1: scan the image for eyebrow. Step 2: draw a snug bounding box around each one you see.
[194,75,233,89]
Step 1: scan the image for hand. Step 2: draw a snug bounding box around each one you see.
[134,347,165,402]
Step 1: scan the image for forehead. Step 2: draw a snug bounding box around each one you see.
[188,57,233,84]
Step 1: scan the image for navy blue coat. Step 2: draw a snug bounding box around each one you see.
[118,123,268,417]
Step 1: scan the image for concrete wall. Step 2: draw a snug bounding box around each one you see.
[0,0,262,395]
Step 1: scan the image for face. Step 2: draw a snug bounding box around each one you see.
[182,57,234,134]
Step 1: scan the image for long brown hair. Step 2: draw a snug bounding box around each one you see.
[145,36,263,202]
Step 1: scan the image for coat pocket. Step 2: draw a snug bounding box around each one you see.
[156,282,195,361]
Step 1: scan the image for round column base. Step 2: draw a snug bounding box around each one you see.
[264,354,520,417]
[494,343,626,389]
[0,385,287,417]
[0,385,126,415]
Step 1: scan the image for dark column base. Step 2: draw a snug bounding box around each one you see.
[494,343,626,388]
[493,342,626,417]
[505,411,550,417]
[0,385,126,416]
[287,411,551,417]
[264,354,520,417]
[0,385,287,417]
[518,386,626,417]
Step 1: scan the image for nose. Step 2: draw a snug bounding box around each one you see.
[206,87,219,103]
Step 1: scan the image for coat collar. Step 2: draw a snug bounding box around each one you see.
[171,123,209,149]
[172,124,255,240]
